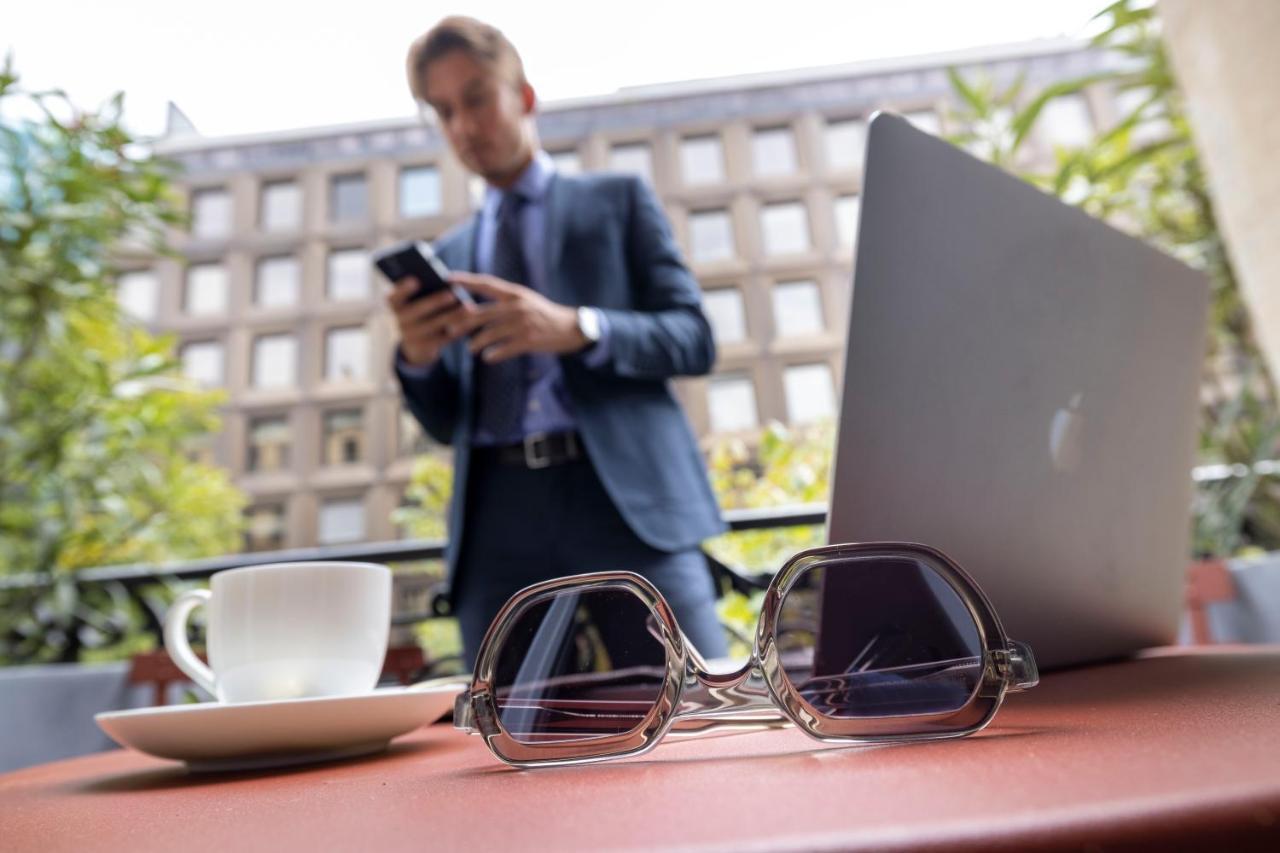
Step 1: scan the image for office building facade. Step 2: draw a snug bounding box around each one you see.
[120,40,1116,550]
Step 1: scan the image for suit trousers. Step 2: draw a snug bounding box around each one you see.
[451,448,729,670]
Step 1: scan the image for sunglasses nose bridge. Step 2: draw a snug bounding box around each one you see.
[691,659,758,691]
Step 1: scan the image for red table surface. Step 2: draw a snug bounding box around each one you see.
[2,647,1279,852]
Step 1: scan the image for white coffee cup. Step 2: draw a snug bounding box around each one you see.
[163,561,392,704]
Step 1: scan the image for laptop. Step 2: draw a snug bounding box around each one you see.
[828,112,1210,668]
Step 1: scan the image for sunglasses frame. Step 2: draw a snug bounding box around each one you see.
[456,542,1038,768]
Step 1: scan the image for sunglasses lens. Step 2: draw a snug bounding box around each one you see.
[490,586,669,745]
[776,555,983,718]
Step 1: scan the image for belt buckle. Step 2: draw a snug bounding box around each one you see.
[523,432,552,469]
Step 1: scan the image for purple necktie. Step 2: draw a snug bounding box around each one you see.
[474,191,530,442]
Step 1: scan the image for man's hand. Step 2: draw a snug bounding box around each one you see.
[451,271,588,363]
[387,277,474,367]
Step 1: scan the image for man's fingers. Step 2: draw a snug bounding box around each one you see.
[387,276,422,309]
[388,277,461,315]
[400,293,461,325]
[479,340,529,363]
[451,271,518,300]
[468,319,522,355]
[450,302,511,335]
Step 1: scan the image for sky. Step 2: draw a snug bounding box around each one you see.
[4,0,1107,139]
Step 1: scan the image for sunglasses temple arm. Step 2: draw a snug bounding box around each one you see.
[1002,640,1040,692]
[454,690,479,734]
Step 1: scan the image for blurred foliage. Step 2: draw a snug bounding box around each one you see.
[943,0,1280,558]
[392,452,453,541]
[705,421,833,652]
[704,420,831,572]
[0,57,246,663]
[392,451,462,665]
[390,423,834,660]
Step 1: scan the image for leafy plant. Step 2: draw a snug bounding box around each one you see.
[943,0,1280,557]
[0,57,246,663]
[391,451,461,664]
[705,420,833,649]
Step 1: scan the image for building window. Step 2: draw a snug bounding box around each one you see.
[824,118,867,172]
[184,264,228,316]
[318,497,366,545]
[549,149,581,175]
[255,256,300,308]
[903,110,941,135]
[190,188,232,239]
[680,135,725,185]
[117,270,158,321]
[398,409,432,456]
[399,165,442,218]
[1040,94,1094,148]
[260,181,301,232]
[688,209,735,263]
[329,173,368,223]
[325,326,369,382]
[703,288,747,344]
[608,143,653,182]
[244,504,287,552]
[327,248,370,301]
[784,363,837,425]
[760,202,810,255]
[772,280,824,338]
[252,333,298,389]
[834,194,861,249]
[708,373,759,434]
[752,127,798,177]
[180,341,224,387]
[323,409,364,466]
[247,416,291,472]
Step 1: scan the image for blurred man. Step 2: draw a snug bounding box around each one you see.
[392,16,728,667]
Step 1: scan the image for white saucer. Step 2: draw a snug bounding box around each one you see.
[95,683,462,772]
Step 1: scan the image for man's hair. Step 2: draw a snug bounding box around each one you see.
[405,16,528,102]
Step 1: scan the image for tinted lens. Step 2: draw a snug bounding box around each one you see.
[777,555,983,718]
[491,586,669,744]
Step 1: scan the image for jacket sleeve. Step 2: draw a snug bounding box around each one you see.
[395,346,462,446]
[591,177,717,380]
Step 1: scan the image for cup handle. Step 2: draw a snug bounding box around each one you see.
[163,589,217,697]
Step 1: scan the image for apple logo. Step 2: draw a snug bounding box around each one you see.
[1050,392,1084,473]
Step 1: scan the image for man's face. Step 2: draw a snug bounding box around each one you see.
[421,50,533,185]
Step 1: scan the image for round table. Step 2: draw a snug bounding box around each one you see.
[2,647,1279,851]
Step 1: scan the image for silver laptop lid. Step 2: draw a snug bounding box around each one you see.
[828,112,1209,668]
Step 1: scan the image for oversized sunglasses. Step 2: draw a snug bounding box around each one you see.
[454,542,1038,768]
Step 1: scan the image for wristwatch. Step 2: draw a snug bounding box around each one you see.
[576,306,602,347]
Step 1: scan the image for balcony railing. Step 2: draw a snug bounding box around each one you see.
[0,504,828,664]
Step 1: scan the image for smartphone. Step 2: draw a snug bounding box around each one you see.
[372,240,472,305]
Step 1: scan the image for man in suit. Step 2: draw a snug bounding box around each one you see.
[391,16,729,668]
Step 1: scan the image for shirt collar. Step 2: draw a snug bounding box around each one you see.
[482,149,555,219]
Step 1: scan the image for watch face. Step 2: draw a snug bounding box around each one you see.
[578,307,601,343]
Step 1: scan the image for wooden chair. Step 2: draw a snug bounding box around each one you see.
[1184,559,1237,645]
[127,645,427,706]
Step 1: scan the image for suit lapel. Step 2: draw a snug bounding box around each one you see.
[437,214,479,395]
[544,174,570,302]
[462,213,480,272]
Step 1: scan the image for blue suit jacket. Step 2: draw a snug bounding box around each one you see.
[397,172,727,586]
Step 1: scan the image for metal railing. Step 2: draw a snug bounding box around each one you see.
[0,504,828,663]
[0,503,827,592]
[3,452,1260,594]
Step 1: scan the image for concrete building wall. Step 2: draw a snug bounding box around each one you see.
[1161,0,1280,382]
[119,40,1115,551]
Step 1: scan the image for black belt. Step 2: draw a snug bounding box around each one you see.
[478,431,585,469]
